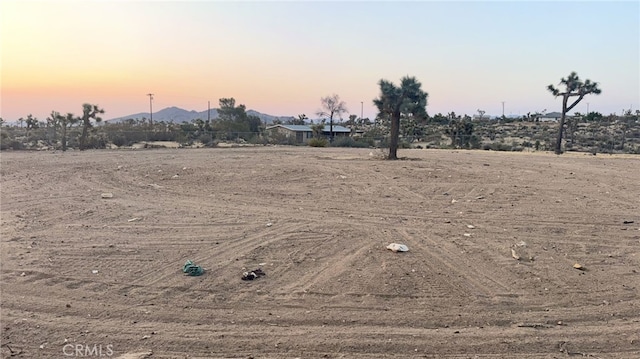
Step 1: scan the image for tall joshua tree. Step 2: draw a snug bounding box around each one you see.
[547,72,601,154]
[373,76,428,160]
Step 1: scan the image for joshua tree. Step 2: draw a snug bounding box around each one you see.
[373,76,428,160]
[291,114,308,125]
[78,104,104,150]
[316,94,347,143]
[25,114,39,135]
[547,72,601,154]
[46,111,61,144]
[60,113,78,151]
[477,109,486,121]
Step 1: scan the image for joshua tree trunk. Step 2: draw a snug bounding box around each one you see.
[555,96,568,154]
[329,118,334,143]
[388,111,400,160]
[62,124,68,151]
[79,120,89,150]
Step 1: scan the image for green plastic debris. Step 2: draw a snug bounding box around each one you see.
[182,260,204,276]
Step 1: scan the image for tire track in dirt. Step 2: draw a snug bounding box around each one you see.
[274,230,377,297]
[124,221,307,288]
[397,228,516,300]
[3,148,639,358]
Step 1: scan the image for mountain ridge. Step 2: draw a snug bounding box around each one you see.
[107,106,295,125]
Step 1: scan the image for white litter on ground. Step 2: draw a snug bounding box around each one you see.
[386,243,409,252]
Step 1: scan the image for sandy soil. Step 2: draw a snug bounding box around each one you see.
[1,147,639,358]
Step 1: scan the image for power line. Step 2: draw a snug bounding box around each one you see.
[147,93,154,125]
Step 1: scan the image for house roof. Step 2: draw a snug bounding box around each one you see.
[541,112,562,118]
[266,124,311,132]
[322,125,351,133]
[266,124,352,133]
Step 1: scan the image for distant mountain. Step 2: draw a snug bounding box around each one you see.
[107,106,295,125]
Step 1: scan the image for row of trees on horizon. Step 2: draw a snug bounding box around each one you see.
[2,71,639,157]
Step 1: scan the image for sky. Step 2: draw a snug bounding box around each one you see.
[1,0,639,122]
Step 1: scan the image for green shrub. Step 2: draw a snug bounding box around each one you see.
[482,142,513,151]
[197,133,214,146]
[111,134,128,147]
[330,137,369,148]
[10,140,25,150]
[308,138,328,147]
[83,134,108,149]
[377,137,411,149]
[0,131,11,150]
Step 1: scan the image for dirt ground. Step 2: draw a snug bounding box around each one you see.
[1,147,639,358]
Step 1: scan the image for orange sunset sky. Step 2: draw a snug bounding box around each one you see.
[2,1,638,122]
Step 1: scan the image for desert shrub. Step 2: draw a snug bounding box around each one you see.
[197,133,215,146]
[330,137,369,148]
[111,134,128,147]
[142,143,165,149]
[377,137,411,149]
[469,135,482,149]
[267,132,298,145]
[83,134,108,149]
[0,131,12,150]
[356,137,376,147]
[9,140,25,150]
[308,138,328,147]
[148,130,180,142]
[248,135,269,145]
[173,133,189,146]
[482,142,513,151]
[26,133,42,147]
[106,130,148,146]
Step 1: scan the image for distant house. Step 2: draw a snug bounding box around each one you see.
[472,115,489,121]
[320,125,351,138]
[266,124,313,144]
[538,112,563,122]
[265,124,352,144]
[352,129,366,137]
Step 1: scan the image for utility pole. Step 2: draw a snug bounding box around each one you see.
[586,102,589,114]
[207,101,210,123]
[501,101,505,118]
[360,101,364,121]
[147,93,154,125]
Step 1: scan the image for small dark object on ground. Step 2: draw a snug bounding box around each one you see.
[242,268,266,281]
[623,220,634,224]
[183,260,204,276]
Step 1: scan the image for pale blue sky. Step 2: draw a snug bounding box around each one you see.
[2,0,638,121]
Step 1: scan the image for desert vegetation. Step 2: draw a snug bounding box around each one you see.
[2,107,637,154]
[1,72,638,155]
